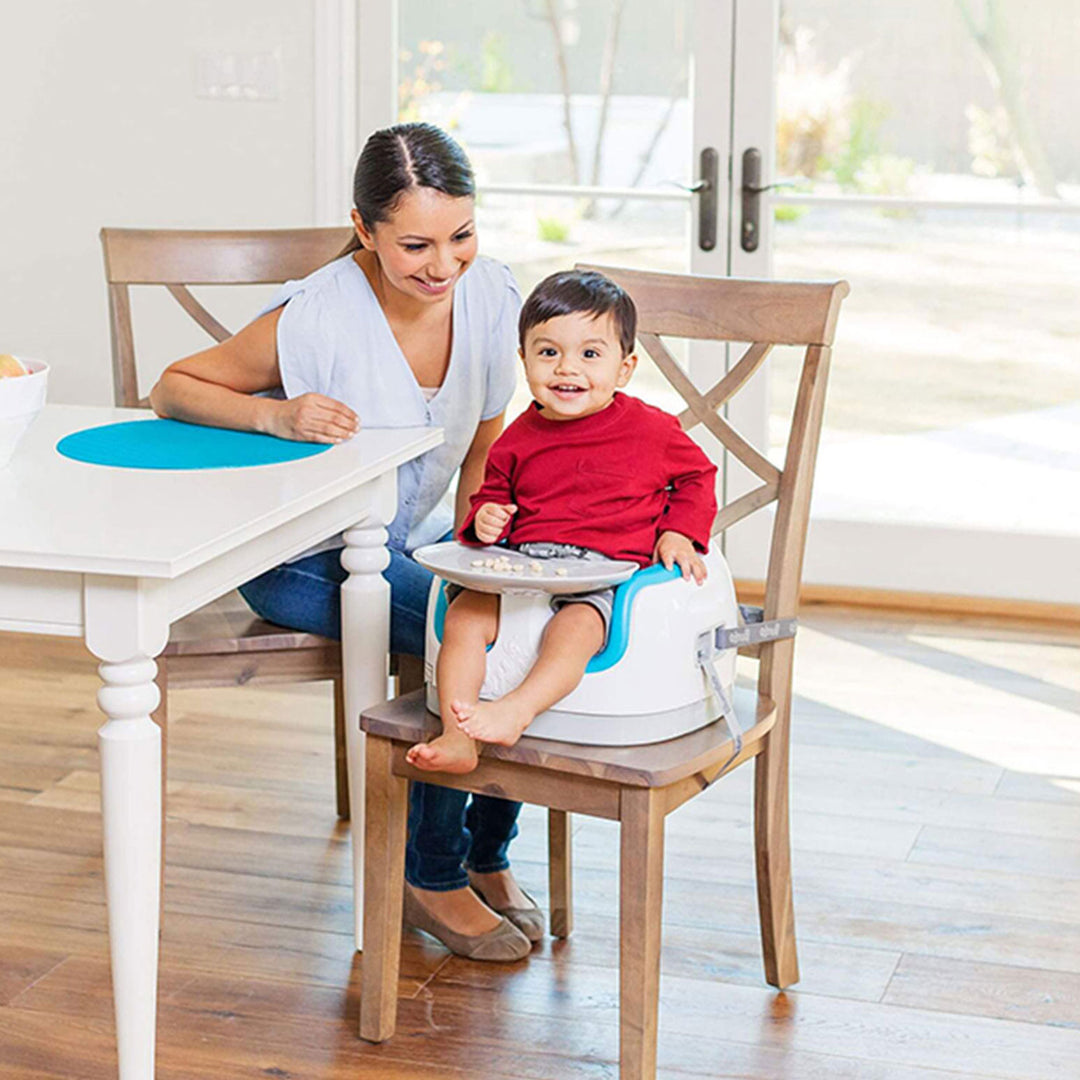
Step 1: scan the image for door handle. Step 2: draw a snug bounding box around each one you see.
[660,149,721,251]
[740,147,800,252]
[697,147,719,252]
[741,148,766,252]
[738,147,807,252]
[664,149,718,250]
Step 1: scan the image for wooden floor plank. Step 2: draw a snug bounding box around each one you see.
[882,953,1080,1028]
[2,614,1079,1077]
[0,946,68,1008]
[909,825,1080,880]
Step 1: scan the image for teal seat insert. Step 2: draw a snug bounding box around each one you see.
[432,563,680,671]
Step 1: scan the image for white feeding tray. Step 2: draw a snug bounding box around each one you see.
[413,541,638,596]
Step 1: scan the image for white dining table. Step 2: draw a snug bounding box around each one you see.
[0,404,443,1080]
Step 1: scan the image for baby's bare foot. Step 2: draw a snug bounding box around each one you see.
[456,698,533,747]
[405,727,478,774]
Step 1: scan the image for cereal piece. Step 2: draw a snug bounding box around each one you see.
[484,558,496,568]
[529,561,543,573]
[555,567,569,576]
[471,559,485,568]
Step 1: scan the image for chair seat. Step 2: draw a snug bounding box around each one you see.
[164,591,337,657]
[360,686,775,789]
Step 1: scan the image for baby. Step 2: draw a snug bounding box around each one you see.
[406,269,718,774]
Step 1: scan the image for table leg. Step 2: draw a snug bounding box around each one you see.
[341,520,391,952]
[97,654,162,1080]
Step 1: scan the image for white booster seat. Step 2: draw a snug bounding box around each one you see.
[413,541,792,748]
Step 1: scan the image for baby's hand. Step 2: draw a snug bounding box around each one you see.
[654,531,708,585]
[474,502,517,544]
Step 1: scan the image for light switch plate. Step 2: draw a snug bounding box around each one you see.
[194,50,281,101]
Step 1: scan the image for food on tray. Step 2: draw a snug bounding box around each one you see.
[0,354,28,378]
[465,553,567,577]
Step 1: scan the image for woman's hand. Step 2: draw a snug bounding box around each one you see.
[654,530,708,584]
[473,502,517,544]
[262,393,360,443]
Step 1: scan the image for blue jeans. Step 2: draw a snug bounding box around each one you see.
[238,544,521,891]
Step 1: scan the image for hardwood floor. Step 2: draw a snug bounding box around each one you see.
[1,609,1078,1078]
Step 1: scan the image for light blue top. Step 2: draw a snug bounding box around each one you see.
[262,254,521,553]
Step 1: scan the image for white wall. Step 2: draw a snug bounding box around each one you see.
[0,2,319,405]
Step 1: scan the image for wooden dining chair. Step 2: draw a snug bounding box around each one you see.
[356,267,849,1079]
[100,227,424,824]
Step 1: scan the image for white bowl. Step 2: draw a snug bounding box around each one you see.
[0,357,49,467]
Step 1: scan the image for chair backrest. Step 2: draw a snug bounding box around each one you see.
[100,227,353,407]
[576,264,848,631]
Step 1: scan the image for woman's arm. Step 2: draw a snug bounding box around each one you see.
[149,308,358,443]
[455,412,506,529]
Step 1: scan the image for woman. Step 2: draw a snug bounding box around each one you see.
[150,122,537,962]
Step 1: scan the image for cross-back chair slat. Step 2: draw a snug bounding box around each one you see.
[637,331,782,491]
[164,284,232,344]
[100,226,352,407]
[684,340,773,421]
[713,482,780,535]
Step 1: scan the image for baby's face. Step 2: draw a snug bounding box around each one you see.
[521,311,637,421]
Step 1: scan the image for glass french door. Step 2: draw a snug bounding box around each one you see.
[357,0,736,423]
[348,1,1080,604]
[727,1,1080,605]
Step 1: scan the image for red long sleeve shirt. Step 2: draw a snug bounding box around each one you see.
[459,393,718,567]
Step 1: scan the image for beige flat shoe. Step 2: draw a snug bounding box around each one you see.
[468,873,546,943]
[403,886,531,962]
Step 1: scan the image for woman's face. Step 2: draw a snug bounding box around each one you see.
[353,187,478,304]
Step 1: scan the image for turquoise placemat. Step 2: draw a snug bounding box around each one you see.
[57,418,332,470]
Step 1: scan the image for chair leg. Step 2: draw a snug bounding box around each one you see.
[547,808,573,938]
[333,677,350,821]
[620,787,664,1080]
[754,639,799,989]
[151,662,169,926]
[395,652,425,695]
[359,735,409,1043]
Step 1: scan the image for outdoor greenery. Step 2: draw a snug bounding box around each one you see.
[536,215,572,243]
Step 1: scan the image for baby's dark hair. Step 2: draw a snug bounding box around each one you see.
[518,270,637,356]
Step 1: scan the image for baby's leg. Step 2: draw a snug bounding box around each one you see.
[457,602,604,747]
[406,589,498,774]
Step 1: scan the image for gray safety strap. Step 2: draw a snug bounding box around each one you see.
[696,617,797,772]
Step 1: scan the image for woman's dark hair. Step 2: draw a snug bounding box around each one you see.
[519,270,637,357]
[338,122,475,257]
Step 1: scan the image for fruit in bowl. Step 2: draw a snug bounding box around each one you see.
[0,356,49,467]
[0,354,29,378]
